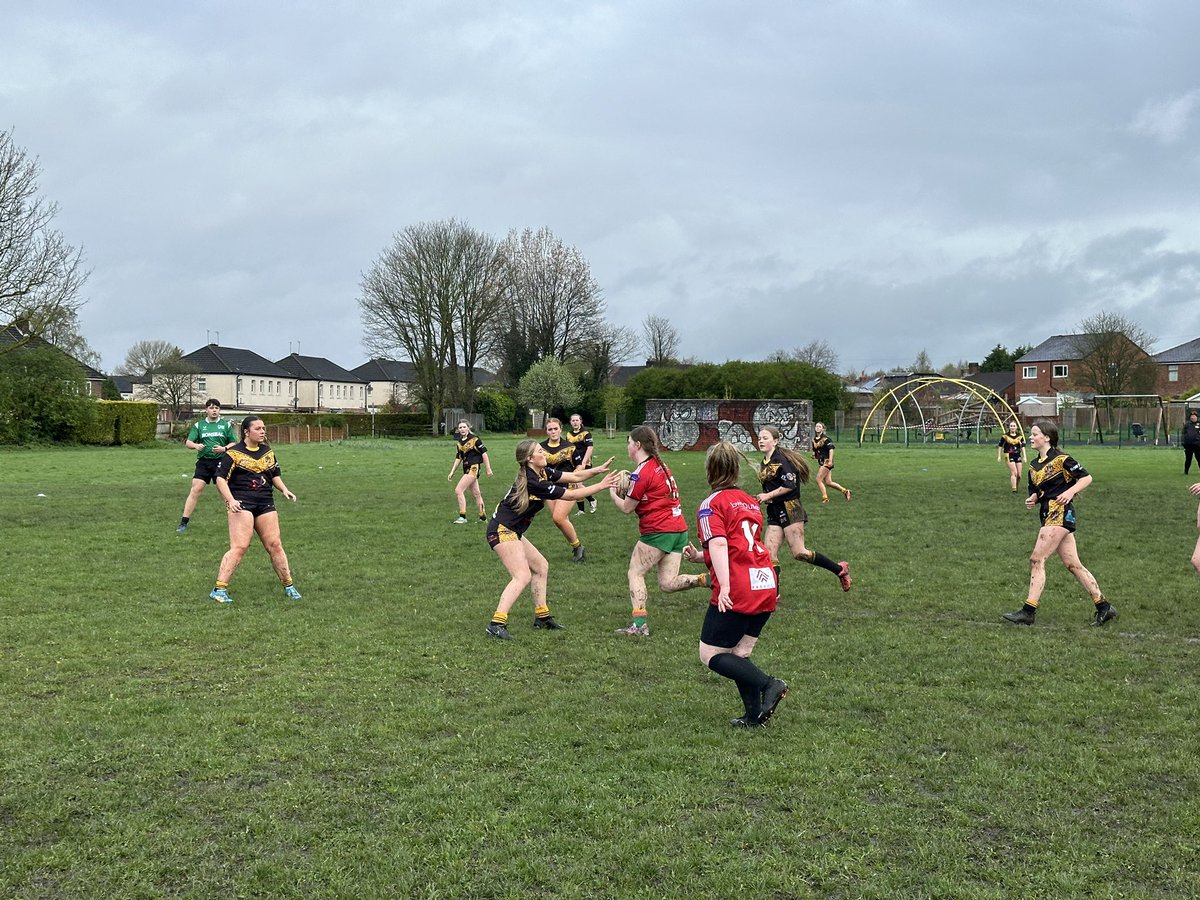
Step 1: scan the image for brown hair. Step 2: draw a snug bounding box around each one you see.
[759,425,810,483]
[705,442,744,489]
[628,425,661,459]
[1032,419,1059,448]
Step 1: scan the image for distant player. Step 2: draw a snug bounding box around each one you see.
[756,426,851,593]
[812,422,851,503]
[684,442,787,728]
[997,420,1027,493]
[567,413,596,515]
[448,421,492,524]
[540,418,587,561]
[177,398,237,533]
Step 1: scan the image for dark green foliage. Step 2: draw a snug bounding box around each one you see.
[100,377,122,400]
[979,343,1034,373]
[77,400,158,445]
[625,360,846,423]
[474,386,522,431]
[320,411,431,437]
[0,347,96,443]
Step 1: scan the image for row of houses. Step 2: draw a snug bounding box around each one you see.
[7,321,1200,420]
[117,344,498,415]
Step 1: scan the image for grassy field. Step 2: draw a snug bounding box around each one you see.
[1,435,1198,898]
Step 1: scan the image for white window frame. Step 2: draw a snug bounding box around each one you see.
[1169,365,1179,383]
[1022,366,1037,379]
[1052,364,1068,378]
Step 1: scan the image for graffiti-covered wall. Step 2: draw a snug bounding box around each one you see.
[643,399,813,452]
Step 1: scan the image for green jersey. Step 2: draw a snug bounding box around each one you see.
[188,417,237,459]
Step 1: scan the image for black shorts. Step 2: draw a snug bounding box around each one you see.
[700,604,772,648]
[193,457,222,484]
[765,497,807,528]
[236,499,277,518]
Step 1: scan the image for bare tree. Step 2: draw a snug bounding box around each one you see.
[117,340,185,379]
[642,314,680,365]
[1071,311,1157,396]
[141,355,200,419]
[578,323,639,391]
[792,339,839,372]
[0,129,89,353]
[360,219,501,424]
[494,227,604,381]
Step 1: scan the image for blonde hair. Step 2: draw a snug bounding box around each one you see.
[705,442,744,489]
[759,425,810,483]
[509,439,541,514]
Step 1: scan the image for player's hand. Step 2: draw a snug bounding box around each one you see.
[447,472,454,482]
[283,490,297,502]
[682,543,701,562]
[756,492,769,504]
[596,456,615,472]
[716,588,733,613]
[1024,494,1037,509]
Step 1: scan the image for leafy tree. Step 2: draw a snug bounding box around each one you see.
[517,357,582,423]
[0,347,96,443]
[1071,312,1157,396]
[474,386,521,432]
[1,129,89,354]
[100,377,122,400]
[494,227,604,382]
[642,314,680,365]
[978,343,1034,373]
[912,349,934,372]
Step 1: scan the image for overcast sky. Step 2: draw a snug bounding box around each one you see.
[5,1,1200,376]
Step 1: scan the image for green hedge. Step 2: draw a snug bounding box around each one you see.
[78,401,159,445]
[624,361,846,424]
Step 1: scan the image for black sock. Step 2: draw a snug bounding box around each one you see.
[802,550,839,574]
[707,653,770,717]
[180,517,190,526]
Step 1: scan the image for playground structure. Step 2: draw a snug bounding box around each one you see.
[857,377,1175,447]
[858,376,1023,446]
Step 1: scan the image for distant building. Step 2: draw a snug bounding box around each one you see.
[1152,337,1200,398]
[275,353,368,411]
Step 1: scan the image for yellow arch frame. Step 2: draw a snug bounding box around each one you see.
[859,377,1024,445]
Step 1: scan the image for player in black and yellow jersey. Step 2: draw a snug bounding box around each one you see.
[567,413,596,515]
[997,420,1027,493]
[447,420,492,524]
[812,422,851,503]
[541,418,588,561]
[484,440,616,640]
[209,416,301,604]
[756,425,851,593]
[1002,420,1116,627]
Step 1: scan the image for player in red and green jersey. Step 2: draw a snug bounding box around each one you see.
[608,425,708,636]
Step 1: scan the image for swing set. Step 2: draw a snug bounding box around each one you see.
[858,377,1024,446]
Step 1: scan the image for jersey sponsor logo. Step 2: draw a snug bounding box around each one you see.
[749,567,776,591]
